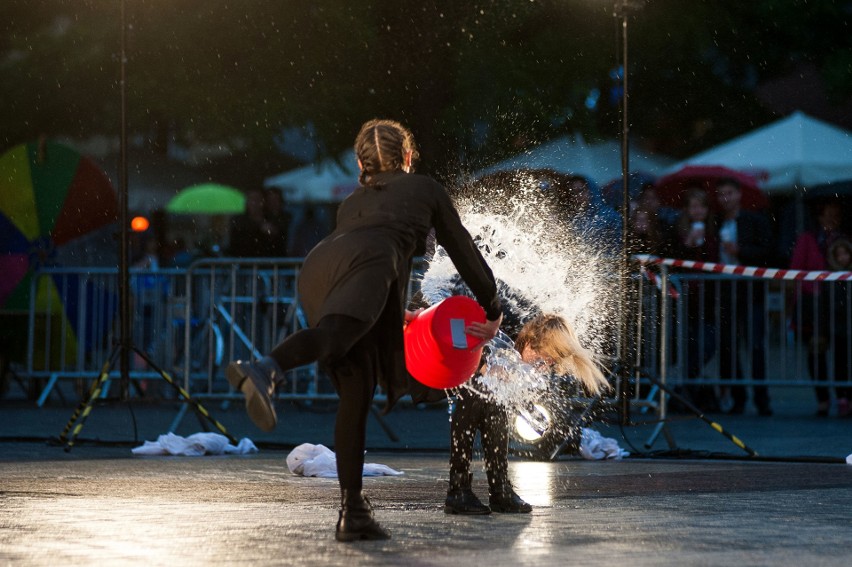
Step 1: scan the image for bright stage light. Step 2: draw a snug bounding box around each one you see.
[514,404,551,442]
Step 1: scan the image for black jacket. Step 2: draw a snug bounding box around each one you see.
[297,170,500,409]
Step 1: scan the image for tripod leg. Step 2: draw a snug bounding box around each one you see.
[547,396,602,461]
[644,373,758,457]
[133,347,237,445]
[644,420,678,450]
[59,345,120,447]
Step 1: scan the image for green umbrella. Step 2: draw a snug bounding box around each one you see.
[166,183,245,214]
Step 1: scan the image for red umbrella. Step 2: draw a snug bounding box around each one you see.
[654,165,769,211]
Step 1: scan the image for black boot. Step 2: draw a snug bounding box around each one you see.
[335,490,391,542]
[225,356,283,432]
[488,477,532,514]
[444,472,491,515]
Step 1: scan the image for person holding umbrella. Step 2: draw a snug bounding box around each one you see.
[225,119,503,542]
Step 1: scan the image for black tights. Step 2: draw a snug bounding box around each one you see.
[269,315,376,492]
[449,388,509,492]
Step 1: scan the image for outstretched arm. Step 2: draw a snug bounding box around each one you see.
[466,312,503,345]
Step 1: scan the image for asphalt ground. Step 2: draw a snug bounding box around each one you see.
[1,385,851,566]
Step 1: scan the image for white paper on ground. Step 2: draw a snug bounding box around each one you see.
[579,428,630,460]
[131,432,258,456]
[286,443,404,478]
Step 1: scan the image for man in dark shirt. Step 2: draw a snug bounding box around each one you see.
[716,178,773,416]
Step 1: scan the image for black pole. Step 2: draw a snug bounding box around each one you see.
[118,0,131,401]
[616,0,631,426]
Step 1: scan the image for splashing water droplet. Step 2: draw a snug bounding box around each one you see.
[419,171,616,412]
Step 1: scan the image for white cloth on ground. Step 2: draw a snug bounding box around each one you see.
[131,432,258,456]
[580,428,630,460]
[286,443,404,478]
[846,453,852,465]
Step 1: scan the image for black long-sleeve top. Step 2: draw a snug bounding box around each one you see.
[296,170,501,408]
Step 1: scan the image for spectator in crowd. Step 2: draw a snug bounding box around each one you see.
[790,200,849,417]
[673,187,719,412]
[827,238,852,417]
[628,206,670,256]
[263,187,292,257]
[715,177,773,416]
[675,187,718,260]
[228,187,276,257]
[287,204,331,257]
[168,237,196,268]
[635,182,679,232]
[550,174,622,254]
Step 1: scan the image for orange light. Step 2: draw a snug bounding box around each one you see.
[131,216,150,232]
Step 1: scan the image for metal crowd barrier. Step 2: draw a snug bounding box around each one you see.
[15,258,843,421]
[634,264,852,414]
[19,266,194,405]
[13,257,431,408]
[178,257,322,403]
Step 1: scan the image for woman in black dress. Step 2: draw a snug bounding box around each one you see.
[226,119,503,542]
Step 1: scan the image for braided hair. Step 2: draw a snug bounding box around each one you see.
[354,119,420,185]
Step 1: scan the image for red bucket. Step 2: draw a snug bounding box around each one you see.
[404,295,486,389]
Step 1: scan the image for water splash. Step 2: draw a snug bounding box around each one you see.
[420,170,618,427]
[420,169,618,358]
[471,333,548,410]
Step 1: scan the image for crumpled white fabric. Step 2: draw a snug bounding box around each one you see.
[579,428,630,460]
[286,443,404,478]
[846,453,852,465]
[131,432,258,456]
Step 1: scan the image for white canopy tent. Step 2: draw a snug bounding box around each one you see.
[478,134,674,186]
[665,111,852,192]
[264,150,359,203]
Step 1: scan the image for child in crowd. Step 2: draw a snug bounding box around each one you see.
[444,313,610,515]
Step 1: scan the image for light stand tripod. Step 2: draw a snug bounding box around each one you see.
[614,0,640,430]
[58,0,234,451]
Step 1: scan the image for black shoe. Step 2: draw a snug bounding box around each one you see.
[225,357,282,432]
[336,490,391,542]
[757,406,773,417]
[488,478,532,514]
[444,473,491,515]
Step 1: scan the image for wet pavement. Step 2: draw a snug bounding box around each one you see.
[1,388,851,566]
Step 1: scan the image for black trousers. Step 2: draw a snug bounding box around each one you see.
[449,387,509,492]
[718,281,770,410]
[269,314,376,492]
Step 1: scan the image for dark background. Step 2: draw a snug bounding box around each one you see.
[2,0,850,186]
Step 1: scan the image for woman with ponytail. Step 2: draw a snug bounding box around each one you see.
[226,118,503,542]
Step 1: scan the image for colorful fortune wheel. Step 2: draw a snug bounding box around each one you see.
[0,140,119,360]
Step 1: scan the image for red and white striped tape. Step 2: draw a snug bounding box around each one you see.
[640,264,680,299]
[633,254,852,282]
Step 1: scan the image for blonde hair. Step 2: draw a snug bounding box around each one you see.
[514,314,609,395]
